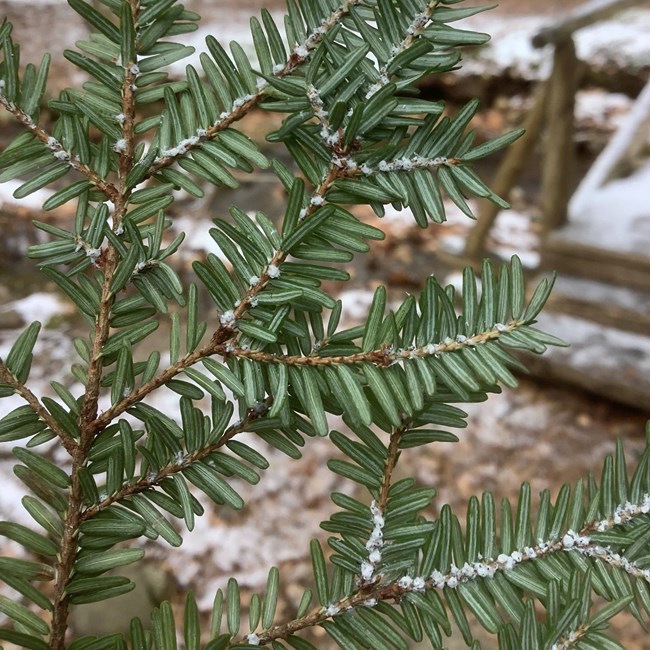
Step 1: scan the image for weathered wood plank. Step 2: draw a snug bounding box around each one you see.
[532,0,649,48]
[540,38,580,234]
[546,275,650,335]
[465,83,548,259]
[542,238,650,290]
[571,79,650,214]
[519,311,650,412]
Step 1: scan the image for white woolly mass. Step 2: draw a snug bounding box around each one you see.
[324,604,340,617]
[412,577,426,592]
[113,139,127,153]
[497,553,515,570]
[360,561,374,581]
[232,94,254,109]
[267,264,281,278]
[220,310,236,327]
[562,530,590,549]
[360,501,385,583]
[161,135,201,159]
[246,633,260,645]
[325,132,340,146]
[404,495,650,594]
[365,83,381,99]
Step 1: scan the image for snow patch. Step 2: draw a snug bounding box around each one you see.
[458,9,650,80]
[172,216,230,263]
[167,10,286,76]
[576,90,633,130]
[563,162,650,254]
[1,292,70,326]
[0,460,34,526]
[337,289,376,324]
[488,210,540,268]
[0,179,55,212]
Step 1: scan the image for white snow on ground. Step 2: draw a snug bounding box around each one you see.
[575,90,633,130]
[0,460,33,526]
[169,7,650,81]
[172,215,230,262]
[0,292,72,325]
[380,204,424,231]
[487,210,540,268]
[572,79,650,216]
[557,161,650,254]
[167,9,286,77]
[336,289,376,324]
[436,199,541,268]
[535,311,650,377]
[0,179,55,213]
[459,9,650,79]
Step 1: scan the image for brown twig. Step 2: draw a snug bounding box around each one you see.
[0,363,78,455]
[80,399,271,521]
[236,579,419,646]
[90,163,345,433]
[49,4,141,646]
[378,423,408,511]
[0,95,119,203]
[142,0,363,182]
[219,321,523,367]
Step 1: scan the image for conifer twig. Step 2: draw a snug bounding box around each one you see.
[0,94,119,202]
[50,3,142,646]
[236,494,650,647]
[0,362,78,455]
[80,398,272,520]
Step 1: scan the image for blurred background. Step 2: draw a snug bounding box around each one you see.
[0,0,649,647]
